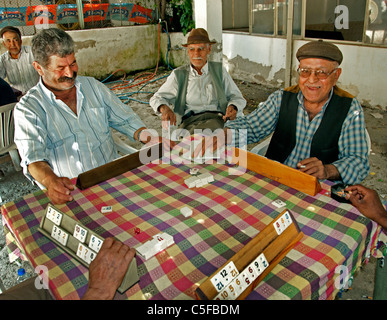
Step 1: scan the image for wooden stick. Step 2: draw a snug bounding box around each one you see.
[231,147,321,196]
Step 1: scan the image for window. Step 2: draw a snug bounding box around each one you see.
[305,0,366,42]
[222,0,387,46]
[366,0,387,44]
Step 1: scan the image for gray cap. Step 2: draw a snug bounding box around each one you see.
[296,40,343,65]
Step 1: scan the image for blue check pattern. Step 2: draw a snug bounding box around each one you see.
[226,88,370,185]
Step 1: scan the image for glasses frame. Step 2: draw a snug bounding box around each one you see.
[297,67,338,80]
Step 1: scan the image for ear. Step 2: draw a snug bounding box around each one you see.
[33,61,44,76]
[333,67,342,84]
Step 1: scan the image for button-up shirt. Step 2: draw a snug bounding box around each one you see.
[14,76,146,180]
[225,88,370,185]
[150,63,246,121]
[0,45,39,93]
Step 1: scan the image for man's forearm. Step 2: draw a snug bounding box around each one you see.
[27,161,58,188]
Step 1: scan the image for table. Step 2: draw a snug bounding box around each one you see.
[1,151,381,300]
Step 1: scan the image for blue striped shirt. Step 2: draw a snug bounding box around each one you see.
[0,46,39,93]
[14,76,146,180]
[225,88,370,185]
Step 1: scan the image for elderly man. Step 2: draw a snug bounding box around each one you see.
[150,28,246,135]
[0,26,39,96]
[222,40,369,185]
[14,28,156,205]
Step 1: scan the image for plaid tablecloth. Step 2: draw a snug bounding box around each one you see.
[1,161,381,300]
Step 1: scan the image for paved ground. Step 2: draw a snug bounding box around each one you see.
[0,67,386,298]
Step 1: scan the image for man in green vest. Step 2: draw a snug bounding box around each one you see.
[150,28,246,135]
[218,40,369,185]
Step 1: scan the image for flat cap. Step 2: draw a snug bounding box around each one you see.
[296,40,343,65]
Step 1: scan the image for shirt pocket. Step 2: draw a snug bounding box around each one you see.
[206,83,215,105]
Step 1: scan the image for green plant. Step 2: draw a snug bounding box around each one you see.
[171,0,195,35]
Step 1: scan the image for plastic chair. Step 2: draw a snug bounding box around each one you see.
[0,102,21,171]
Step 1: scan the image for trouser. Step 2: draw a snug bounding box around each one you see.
[179,111,225,135]
[374,257,387,300]
[0,276,53,300]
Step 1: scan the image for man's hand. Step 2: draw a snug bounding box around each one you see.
[297,157,340,181]
[28,161,74,204]
[223,105,238,122]
[159,104,176,127]
[82,238,136,300]
[44,176,75,204]
[345,185,387,229]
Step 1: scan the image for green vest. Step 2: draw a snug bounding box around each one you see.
[265,85,353,164]
[174,61,228,117]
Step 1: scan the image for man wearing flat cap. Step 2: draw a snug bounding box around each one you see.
[150,28,246,135]
[223,40,369,185]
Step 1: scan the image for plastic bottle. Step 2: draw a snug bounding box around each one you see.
[16,268,29,283]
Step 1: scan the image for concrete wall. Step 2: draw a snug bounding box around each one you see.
[222,33,387,110]
[0,25,189,80]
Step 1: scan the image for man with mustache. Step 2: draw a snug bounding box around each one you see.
[14,28,155,204]
[0,26,40,97]
[150,28,246,135]
[213,40,369,185]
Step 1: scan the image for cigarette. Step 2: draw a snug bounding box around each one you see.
[299,165,306,169]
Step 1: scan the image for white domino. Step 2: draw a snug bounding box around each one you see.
[76,243,97,264]
[180,207,193,218]
[184,172,214,189]
[89,234,104,253]
[46,206,62,225]
[73,224,87,243]
[210,261,239,293]
[273,210,293,235]
[51,225,68,246]
[137,232,175,260]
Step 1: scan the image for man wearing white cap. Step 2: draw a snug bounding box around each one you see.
[150,28,246,134]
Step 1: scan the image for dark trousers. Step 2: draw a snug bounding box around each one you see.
[179,112,225,135]
[0,276,53,300]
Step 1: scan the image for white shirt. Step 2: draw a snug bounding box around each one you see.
[150,63,246,122]
[0,45,39,93]
[14,76,146,180]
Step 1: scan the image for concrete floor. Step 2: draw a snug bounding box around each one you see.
[0,71,386,299]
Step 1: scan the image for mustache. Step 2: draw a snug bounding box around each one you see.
[58,72,77,83]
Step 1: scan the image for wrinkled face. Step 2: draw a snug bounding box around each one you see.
[187,43,211,72]
[34,53,78,92]
[298,58,342,106]
[2,31,22,58]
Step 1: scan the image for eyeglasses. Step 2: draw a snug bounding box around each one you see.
[297,67,338,80]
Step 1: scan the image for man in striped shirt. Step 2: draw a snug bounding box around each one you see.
[222,40,369,185]
[0,26,39,97]
[14,28,156,205]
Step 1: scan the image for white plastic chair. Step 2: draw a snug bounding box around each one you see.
[0,102,21,171]
[112,130,139,155]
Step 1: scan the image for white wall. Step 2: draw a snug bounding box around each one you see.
[222,33,387,110]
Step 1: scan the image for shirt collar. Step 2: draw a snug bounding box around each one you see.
[38,76,81,102]
[189,62,209,76]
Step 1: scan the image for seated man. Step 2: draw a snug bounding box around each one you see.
[14,28,157,205]
[223,40,369,185]
[0,26,40,97]
[150,28,246,135]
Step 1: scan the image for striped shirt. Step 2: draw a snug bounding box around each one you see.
[14,76,146,180]
[0,45,39,93]
[225,88,370,185]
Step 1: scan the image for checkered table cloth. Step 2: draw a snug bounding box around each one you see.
[1,161,381,300]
